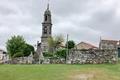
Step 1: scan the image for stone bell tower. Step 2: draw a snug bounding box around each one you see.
[41,3,52,52]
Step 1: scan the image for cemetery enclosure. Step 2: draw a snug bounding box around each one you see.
[68,49,118,64]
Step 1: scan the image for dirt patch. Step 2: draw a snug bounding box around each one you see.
[71,73,94,80]
[68,69,108,80]
[74,74,94,80]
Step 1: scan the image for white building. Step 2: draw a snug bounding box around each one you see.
[0,49,9,63]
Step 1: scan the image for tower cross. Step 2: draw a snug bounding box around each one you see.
[47,0,50,10]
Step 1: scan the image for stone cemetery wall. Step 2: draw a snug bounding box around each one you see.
[10,57,33,64]
[43,58,65,64]
[67,49,118,64]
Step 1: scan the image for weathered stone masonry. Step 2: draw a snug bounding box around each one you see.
[68,49,118,64]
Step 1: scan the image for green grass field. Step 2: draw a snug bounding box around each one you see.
[0,64,120,80]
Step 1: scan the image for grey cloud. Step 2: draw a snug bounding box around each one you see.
[0,0,120,50]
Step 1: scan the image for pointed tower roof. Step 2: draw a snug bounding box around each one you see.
[47,2,49,10]
[44,0,51,15]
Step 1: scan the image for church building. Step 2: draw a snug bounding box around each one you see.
[37,3,52,54]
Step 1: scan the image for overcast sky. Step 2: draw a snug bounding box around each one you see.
[0,0,120,50]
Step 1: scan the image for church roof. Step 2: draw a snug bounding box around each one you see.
[100,39,119,45]
[76,42,98,50]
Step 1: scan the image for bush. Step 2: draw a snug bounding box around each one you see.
[43,52,54,57]
[55,49,67,59]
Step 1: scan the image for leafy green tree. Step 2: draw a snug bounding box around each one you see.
[23,44,35,57]
[56,49,66,59]
[13,52,24,58]
[66,40,75,49]
[43,52,54,58]
[6,35,26,58]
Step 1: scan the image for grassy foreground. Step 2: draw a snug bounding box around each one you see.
[0,64,120,80]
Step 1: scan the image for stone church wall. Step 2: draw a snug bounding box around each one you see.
[67,49,118,64]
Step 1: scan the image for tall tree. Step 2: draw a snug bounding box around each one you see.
[66,40,75,49]
[6,35,26,58]
[48,35,64,53]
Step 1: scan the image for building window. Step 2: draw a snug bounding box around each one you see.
[45,16,47,21]
[44,26,47,34]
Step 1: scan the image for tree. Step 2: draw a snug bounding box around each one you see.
[6,35,26,58]
[56,49,66,59]
[48,37,55,52]
[54,35,64,49]
[66,40,75,49]
[48,35,64,53]
[23,44,35,57]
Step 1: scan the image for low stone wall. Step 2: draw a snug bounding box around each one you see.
[10,57,33,64]
[67,49,118,64]
[43,58,65,64]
